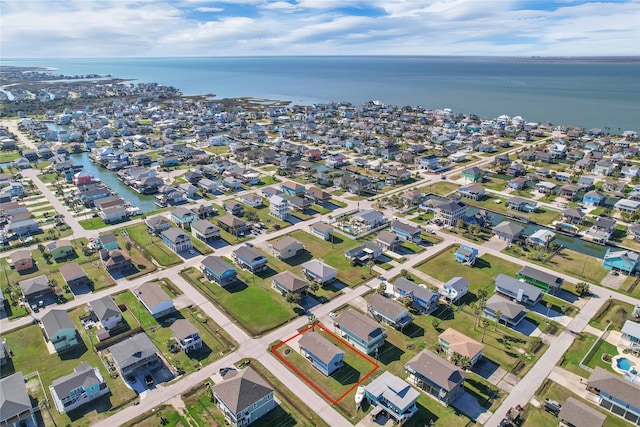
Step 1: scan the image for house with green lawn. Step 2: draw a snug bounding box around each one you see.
[334,309,386,355]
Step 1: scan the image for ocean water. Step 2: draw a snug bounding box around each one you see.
[4,56,640,131]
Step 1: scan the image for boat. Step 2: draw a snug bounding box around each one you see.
[553,221,579,236]
[355,385,365,406]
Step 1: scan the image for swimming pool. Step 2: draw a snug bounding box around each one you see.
[617,357,632,371]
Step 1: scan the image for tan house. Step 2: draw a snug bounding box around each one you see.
[269,236,305,260]
[437,328,484,367]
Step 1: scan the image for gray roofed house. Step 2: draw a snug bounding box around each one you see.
[212,367,275,427]
[391,277,439,314]
[367,293,413,329]
[269,236,305,260]
[170,319,202,353]
[0,372,36,426]
[309,222,333,240]
[483,294,527,327]
[621,320,640,351]
[298,331,344,376]
[88,296,122,330]
[161,227,192,253]
[364,371,419,423]
[134,282,175,318]
[439,277,469,304]
[59,262,88,288]
[558,397,606,427]
[49,363,109,413]
[191,219,220,242]
[145,215,172,234]
[335,309,387,355]
[516,265,563,294]
[405,350,465,406]
[494,273,542,305]
[301,259,337,285]
[344,241,382,265]
[493,221,524,243]
[271,271,309,295]
[433,199,467,226]
[217,214,250,236]
[200,255,237,287]
[376,230,401,251]
[19,274,53,300]
[109,333,161,375]
[586,366,640,424]
[41,309,80,353]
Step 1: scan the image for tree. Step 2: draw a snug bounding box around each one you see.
[377,282,386,295]
[481,319,490,343]
[309,282,319,293]
[285,292,301,307]
[575,282,590,296]
[431,318,440,330]
[494,310,502,331]
[477,288,488,301]
[546,302,552,319]
[245,209,259,223]
[402,296,413,308]
[468,224,481,236]
[472,302,483,329]
[125,241,132,252]
[456,218,465,231]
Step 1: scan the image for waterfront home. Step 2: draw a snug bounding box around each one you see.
[593,160,616,176]
[281,181,306,196]
[99,206,127,224]
[9,250,33,272]
[507,197,536,212]
[301,259,337,285]
[583,190,607,207]
[390,220,421,242]
[201,256,237,287]
[305,187,331,206]
[223,200,245,217]
[507,177,530,191]
[585,217,616,243]
[419,154,440,170]
[516,266,563,294]
[198,178,220,194]
[351,209,387,232]
[615,198,640,214]
[191,219,220,242]
[603,249,640,274]
[367,293,413,330]
[457,183,485,201]
[232,246,268,273]
[170,319,202,353]
[344,241,382,265]
[558,184,581,201]
[271,271,309,296]
[50,363,109,413]
[134,282,175,319]
[561,208,585,224]
[438,328,483,367]
[364,371,419,424]
[241,193,263,208]
[100,249,132,273]
[217,215,250,236]
[170,207,198,228]
[432,199,466,227]
[19,274,53,302]
[41,310,80,353]
[376,230,401,252]
[495,274,541,306]
[334,309,387,355]
[5,218,40,236]
[59,263,88,288]
[269,236,305,260]
[287,195,311,212]
[535,181,557,194]
[98,233,119,251]
[309,222,333,241]
[269,195,290,221]
[455,245,478,265]
[109,333,161,377]
[493,221,524,244]
[178,183,198,199]
[461,166,483,182]
[558,397,606,427]
[212,367,275,427]
[47,240,75,261]
[621,320,640,352]
[483,294,527,328]
[440,277,469,304]
[88,296,122,331]
[298,331,344,376]
[527,229,556,247]
[585,367,640,425]
[391,278,439,314]
[630,224,640,241]
[325,153,347,168]
[161,227,192,253]
[405,350,465,407]
[0,372,38,426]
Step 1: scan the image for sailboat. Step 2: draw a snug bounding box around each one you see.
[355,385,365,407]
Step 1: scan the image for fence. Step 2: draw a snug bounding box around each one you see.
[579,321,612,372]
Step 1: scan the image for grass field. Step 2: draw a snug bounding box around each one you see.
[589,298,635,331]
[124,223,183,267]
[421,181,460,196]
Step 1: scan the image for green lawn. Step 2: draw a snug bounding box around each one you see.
[421,181,460,196]
[78,217,110,230]
[124,223,183,267]
[559,332,598,378]
[123,404,187,427]
[589,299,635,331]
[583,338,618,373]
[181,267,296,337]
[0,150,20,163]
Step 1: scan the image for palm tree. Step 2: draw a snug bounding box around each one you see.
[494,310,502,331]
[481,319,490,343]
[546,302,552,319]
[472,302,483,330]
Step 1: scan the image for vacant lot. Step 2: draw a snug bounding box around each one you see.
[125,223,183,267]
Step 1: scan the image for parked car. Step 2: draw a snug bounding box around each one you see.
[145,375,154,387]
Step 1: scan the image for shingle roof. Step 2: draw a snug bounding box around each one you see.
[485,294,527,319]
[89,296,121,322]
[367,294,407,320]
[298,331,343,364]
[558,397,605,427]
[272,271,309,293]
[301,259,337,278]
[405,350,465,392]
[0,372,31,421]
[493,221,524,237]
[438,328,483,360]
[191,219,219,235]
[201,256,235,276]
[213,367,273,414]
[335,309,385,342]
[135,282,172,310]
[170,319,198,341]
[19,274,49,297]
[517,266,563,287]
[377,230,398,244]
[51,363,103,399]
[161,227,190,243]
[109,333,158,371]
[587,366,640,409]
[41,309,76,337]
[495,274,541,301]
[59,262,86,282]
[365,371,419,412]
[271,236,303,253]
[392,278,436,302]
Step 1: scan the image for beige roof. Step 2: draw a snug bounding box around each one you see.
[170,319,198,341]
[438,328,484,359]
[405,350,465,392]
[367,293,407,319]
[59,262,86,281]
[335,309,385,342]
[271,236,304,253]
[558,397,605,427]
[272,271,309,293]
[587,366,640,409]
[9,250,31,263]
[135,282,171,309]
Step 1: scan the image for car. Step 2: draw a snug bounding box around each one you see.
[31,304,38,313]
[145,374,154,387]
[426,228,435,234]
[127,375,136,383]
[611,271,619,276]
[189,249,196,255]
[245,242,253,247]
[441,175,447,180]
[378,276,387,281]
[329,312,337,318]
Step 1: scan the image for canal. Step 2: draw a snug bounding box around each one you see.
[70,152,157,213]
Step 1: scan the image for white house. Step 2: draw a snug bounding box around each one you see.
[49,363,109,413]
[134,282,175,319]
[439,277,469,304]
[269,195,290,220]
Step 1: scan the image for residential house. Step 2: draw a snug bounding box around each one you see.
[305,187,331,206]
[561,208,585,224]
[309,222,333,241]
[170,319,203,353]
[145,215,172,234]
[0,372,38,426]
[455,245,478,265]
[98,233,119,251]
[528,229,556,247]
[301,259,338,285]
[390,221,421,242]
[516,266,563,294]
[325,153,347,168]
[508,177,530,192]
[0,340,9,366]
[615,199,640,214]
[99,206,127,224]
[9,250,33,272]
[433,199,467,227]
[457,184,485,201]
[161,227,192,253]
[585,217,616,243]
[367,293,413,329]
[170,207,198,228]
[558,397,606,427]
[559,184,582,201]
[495,274,541,306]
[344,241,382,265]
[271,271,309,296]
[59,263,88,288]
[19,274,53,301]
[223,200,245,217]
[438,328,484,367]
[405,350,465,406]
[201,256,237,287]
[88,296,122,331]
[603,249,640,274]
[376,230,401,252]
[298,331,344,376]
[439,277,469,304]
[583,190,607,207]
[483,294,528,327]
[352,209,387,231]
[585,367,640,425]
[461,166,483,182]
[5,218,40,236]
[269,236,305,260]
[212,367,275,427]
[261,187,284,199]
[49,363,109,413]
[100,249,133,273]
[593,160,615,176]
[41,310,80,353]
[506,163,526,177]
[191,219,220,242]
[241,193,263,208]
[134,282,175,318]
[109,333,161,376]
[493,221,524,244]
[269,195,290,221]
[364,372,419,424]
[391,278,439,314]
[507,197,536,212]
[535,181,557,194]
[281,181,306,196]
[401,190,425,206]
[217,215,250,236]
[47,240,74,261]
[232,246,268,273]
[334,309,387,355]
[620,320,640,352]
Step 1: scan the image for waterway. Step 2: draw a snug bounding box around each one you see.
[70,152,157,213]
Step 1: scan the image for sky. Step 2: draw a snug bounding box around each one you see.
[1,0,639,58]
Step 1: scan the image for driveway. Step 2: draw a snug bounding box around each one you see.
[513,319,539,336]
[472,358,508,386]
[452,391,492,424]
[299,294,320,311]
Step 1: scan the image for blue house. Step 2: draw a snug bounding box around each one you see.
[494,274,541,306]
[391,278,439,314]
[298,331,344,376]
[160,156,180,167]
[390,220,421,242]
[98,233,119,251]
[170,207,198,228]
[201,256,237,287]
[586,367,640,425]
[455,245,478,265]
[603,249,640,275]
[364,371,419,424]
[335,309,386,355]
[280,181,306,196]
[231,246,268,273]
[583,190,606,207]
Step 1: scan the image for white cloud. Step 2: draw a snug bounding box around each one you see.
[195,7,224,12]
